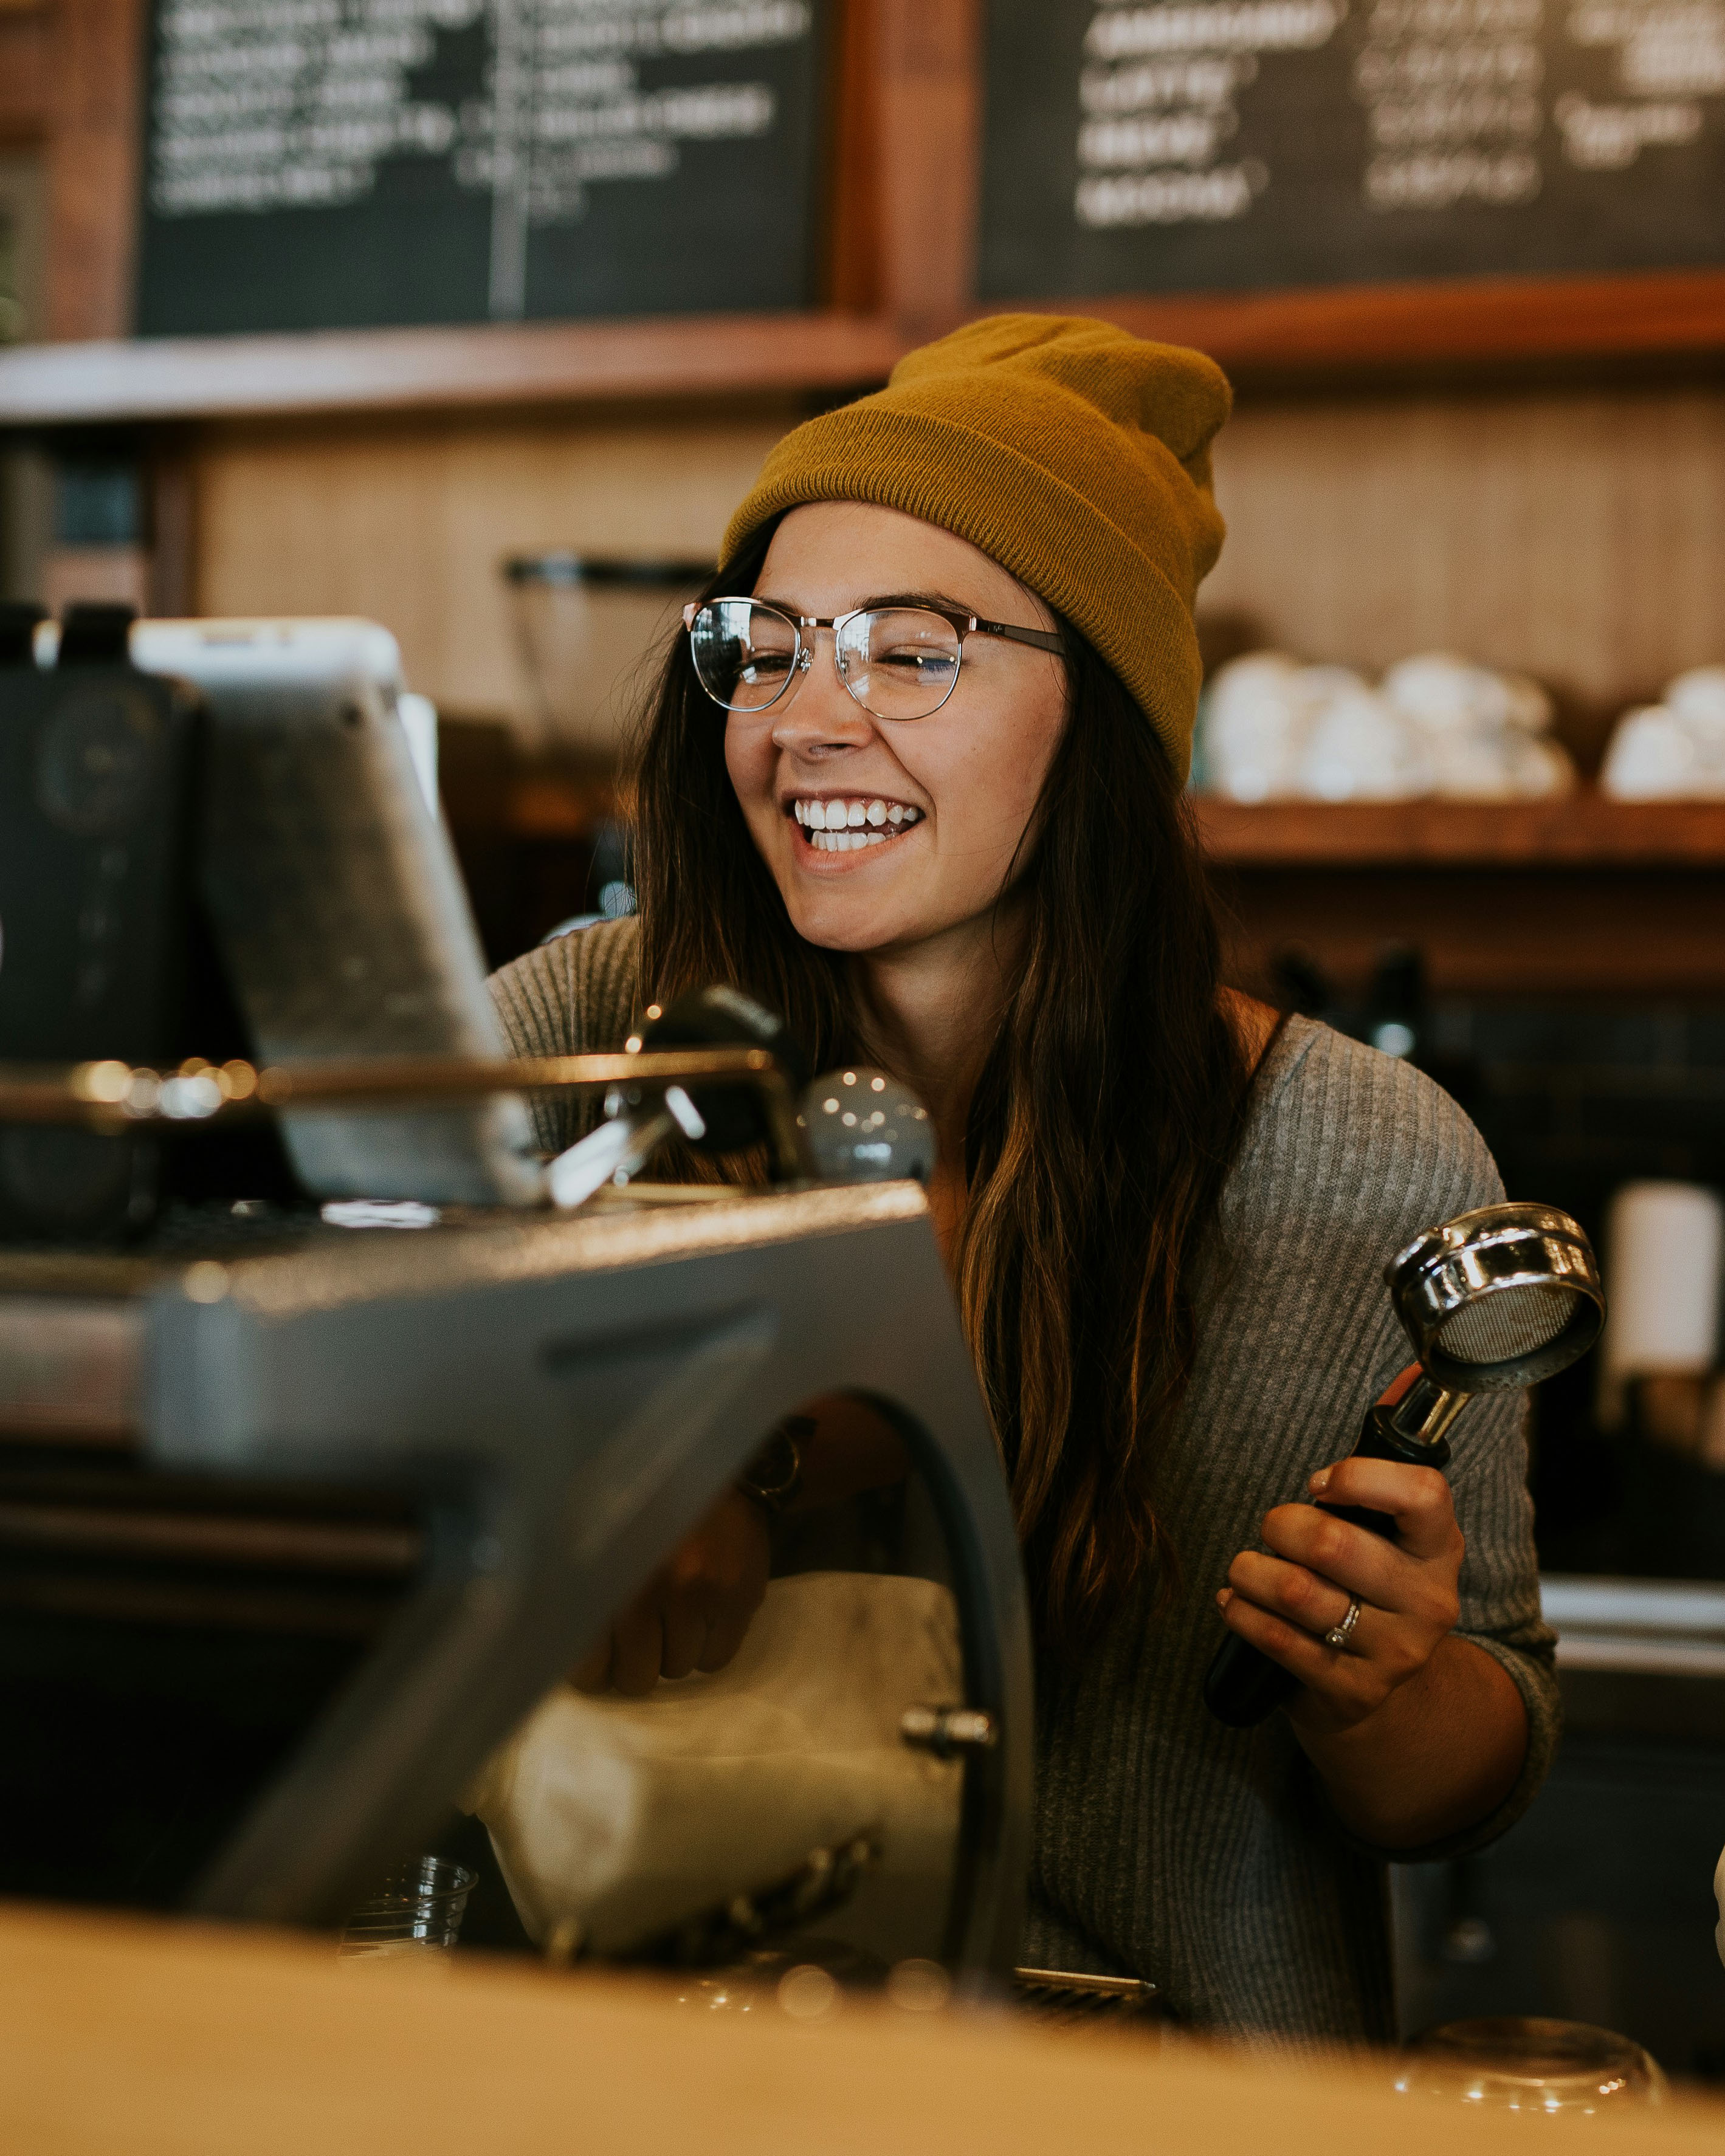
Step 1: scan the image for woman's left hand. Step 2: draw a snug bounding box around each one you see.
[1216,1450,1464,1736]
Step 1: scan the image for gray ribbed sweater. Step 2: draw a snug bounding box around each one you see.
[489,917,1560,2045]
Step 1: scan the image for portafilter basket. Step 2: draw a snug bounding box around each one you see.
[1388,1201,1603,1396]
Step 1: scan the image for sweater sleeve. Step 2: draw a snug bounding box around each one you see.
[486,916,643,1154]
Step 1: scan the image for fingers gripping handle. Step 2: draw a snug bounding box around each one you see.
[1200,1408,1455,1730]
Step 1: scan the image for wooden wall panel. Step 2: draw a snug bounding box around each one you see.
[44,0,143,340]
[188,381,1725,753]
[0,150,49,341]
[191,408,799,722]
[820,0,983,326]
[1203,386,1725,754]
[869,0,982,330]
[824,0,882,311]
[0,4,52,146]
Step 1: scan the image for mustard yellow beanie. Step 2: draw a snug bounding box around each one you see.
[720,314,1231,780]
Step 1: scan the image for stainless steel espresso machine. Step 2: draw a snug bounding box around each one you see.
[0,608,1035,1996]
[0,1145,1034,1983]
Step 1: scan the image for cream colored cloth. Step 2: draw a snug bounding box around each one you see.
[1715,1842,1724,1969]
[466,1571,964,1961]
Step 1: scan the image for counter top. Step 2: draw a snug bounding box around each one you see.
[4,1901,1723,2155]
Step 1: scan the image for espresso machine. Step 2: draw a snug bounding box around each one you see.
[0,1141,1033,1979]
[0,606,1035,1991]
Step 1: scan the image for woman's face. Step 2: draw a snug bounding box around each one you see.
[722,503,1068,957]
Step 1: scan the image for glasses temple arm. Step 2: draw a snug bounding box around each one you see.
[973,619,1065,656]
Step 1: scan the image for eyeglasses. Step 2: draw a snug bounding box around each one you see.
[681,597,1064,723]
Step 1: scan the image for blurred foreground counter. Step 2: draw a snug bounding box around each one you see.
[5,1899,1725,2156]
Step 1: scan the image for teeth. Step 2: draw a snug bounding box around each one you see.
[793,798,923,848]
[808,828,883,851]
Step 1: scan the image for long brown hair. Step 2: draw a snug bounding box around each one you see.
[633,525,1256,1645]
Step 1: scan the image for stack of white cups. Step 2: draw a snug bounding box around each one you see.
[1196,650,1575,803]
[1601,669,1725,799]
[1599,1180,1725,1463]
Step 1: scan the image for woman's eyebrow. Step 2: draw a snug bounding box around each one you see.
[858,590,973,614]
[748,589,983,618]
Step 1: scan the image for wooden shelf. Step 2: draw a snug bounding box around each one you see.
[1199,791,1725,998]
[9,266,1725,430]
[0,4,50,142]
[0,310,907,427]
[475,778,1725,868]
[1194,793,1725,868]
[1067,269,1725,380]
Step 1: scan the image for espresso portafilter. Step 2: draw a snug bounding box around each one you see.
[1203,1201,1604,1729]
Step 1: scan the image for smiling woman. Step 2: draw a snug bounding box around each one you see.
[485,315,1558,2045]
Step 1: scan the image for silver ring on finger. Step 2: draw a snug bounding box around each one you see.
[1323,1596,1363,1652]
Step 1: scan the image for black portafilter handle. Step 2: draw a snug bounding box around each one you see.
[546,985,814,1211]
[636,984,811,1158]
[1200,1399,1456,1731]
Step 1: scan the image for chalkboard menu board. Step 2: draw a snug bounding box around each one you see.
[136,0,827,336]
[980,0,1725,297]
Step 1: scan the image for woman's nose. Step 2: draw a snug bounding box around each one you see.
[770,635,873,754]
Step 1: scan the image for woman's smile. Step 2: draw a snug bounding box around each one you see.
[787,793,926,857]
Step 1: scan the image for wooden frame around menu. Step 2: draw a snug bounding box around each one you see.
[4,0,1725,424]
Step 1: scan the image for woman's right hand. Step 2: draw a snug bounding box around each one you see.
[571,1488,770,1697]
[570,1393,910,1695]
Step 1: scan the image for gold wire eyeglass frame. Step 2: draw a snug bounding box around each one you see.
[681,599,1065,721]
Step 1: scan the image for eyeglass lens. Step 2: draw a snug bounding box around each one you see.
[689,602,962,721]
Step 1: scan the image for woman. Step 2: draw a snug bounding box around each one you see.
[489,315,1557,2042]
